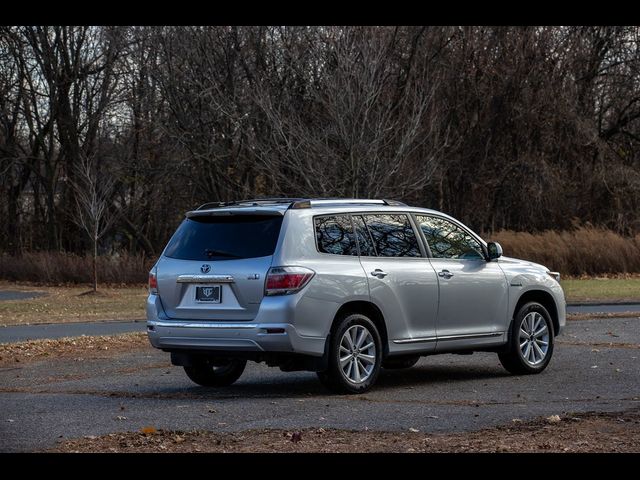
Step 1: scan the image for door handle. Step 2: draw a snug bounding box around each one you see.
[438,269,454,279]
[370,269,388,278]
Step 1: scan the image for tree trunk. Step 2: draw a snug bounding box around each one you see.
[93,233,98,292]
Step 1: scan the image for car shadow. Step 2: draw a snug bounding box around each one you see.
[148,362,510,400]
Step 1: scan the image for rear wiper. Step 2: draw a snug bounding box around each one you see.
[204,249,241,258]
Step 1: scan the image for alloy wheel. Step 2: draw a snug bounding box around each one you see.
[518,311,550,366]
[339,325,377,383]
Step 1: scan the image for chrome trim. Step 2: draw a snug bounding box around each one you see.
[149,321,255,329]
[176,274,234,283]
[393,331,504,344]
[393,336,437,344]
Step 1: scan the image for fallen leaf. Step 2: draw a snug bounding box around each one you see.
[141,426,157,435]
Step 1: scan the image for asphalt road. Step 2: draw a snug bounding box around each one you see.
[0,291,47,301]
[1,316,639,452]
[0,320,146,343]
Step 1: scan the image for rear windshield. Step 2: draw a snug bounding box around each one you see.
[164,215,284,261]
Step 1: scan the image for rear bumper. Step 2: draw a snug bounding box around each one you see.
[146,295,325,356]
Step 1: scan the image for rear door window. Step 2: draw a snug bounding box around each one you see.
[164,215,284,261]
[352,215,377,257]
[362,214,422,257]
[314,215,358,256]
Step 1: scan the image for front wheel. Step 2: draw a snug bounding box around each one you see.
[317,313,382,394]
[183,358,247,387]
[498,302,555,375]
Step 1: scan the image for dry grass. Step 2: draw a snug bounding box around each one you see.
[0,251,152,284]
[0,281,146,326]
[492,227,640,276]
[0,332,149,367]
[48,409,640,453]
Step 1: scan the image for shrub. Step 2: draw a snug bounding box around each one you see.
[0,252,152,285]
[490,227,640,276]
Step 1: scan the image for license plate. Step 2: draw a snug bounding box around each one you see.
[195,285,221,303]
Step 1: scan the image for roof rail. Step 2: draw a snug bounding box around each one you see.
[290,198,407,209]
[196,197,408,211]
[196,198,307,210]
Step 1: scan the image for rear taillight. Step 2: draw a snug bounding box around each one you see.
[148,268,158,294]
[265,266,315,296]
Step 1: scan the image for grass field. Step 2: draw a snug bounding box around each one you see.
[561,276,640,303]
[0,282,146,326]
[0,277,638,326]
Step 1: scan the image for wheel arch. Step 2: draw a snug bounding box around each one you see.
[513,290,560,336]
[331,300,389,357]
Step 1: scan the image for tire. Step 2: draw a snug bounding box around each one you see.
[317,313,383,394]
[498,302,555,375]
[382,354,420,370]
[183,358,247,387]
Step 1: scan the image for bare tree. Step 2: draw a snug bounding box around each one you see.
[68,155,117,292]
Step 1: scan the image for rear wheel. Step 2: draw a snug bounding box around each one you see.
[183,358,247,387]
[498,302,554,375]
[382,355,420,370]
[317,313,382,394]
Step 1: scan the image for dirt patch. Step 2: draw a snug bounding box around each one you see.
[49,409,640,453]
[568,312,640,321]
[0,332,150,367]
[557,339,640,349]
[77,290,112,297]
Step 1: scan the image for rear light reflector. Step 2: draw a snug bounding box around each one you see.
[265,328,286,334]
[265,266,315,296]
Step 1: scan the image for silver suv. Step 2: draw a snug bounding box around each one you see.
[147,198,565,393]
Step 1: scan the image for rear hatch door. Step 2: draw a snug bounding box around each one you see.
[156,210,284,321]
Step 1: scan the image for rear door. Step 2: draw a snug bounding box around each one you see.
[156,212,284,321]
[355,213,439,350]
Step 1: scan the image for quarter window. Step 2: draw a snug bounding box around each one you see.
[314,215,358,256]
[416,215,484,260]
[362,214,421,257]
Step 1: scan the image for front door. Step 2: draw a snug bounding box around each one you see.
[413,214,509,350]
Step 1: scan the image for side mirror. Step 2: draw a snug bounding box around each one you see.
[487,241,503,260]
